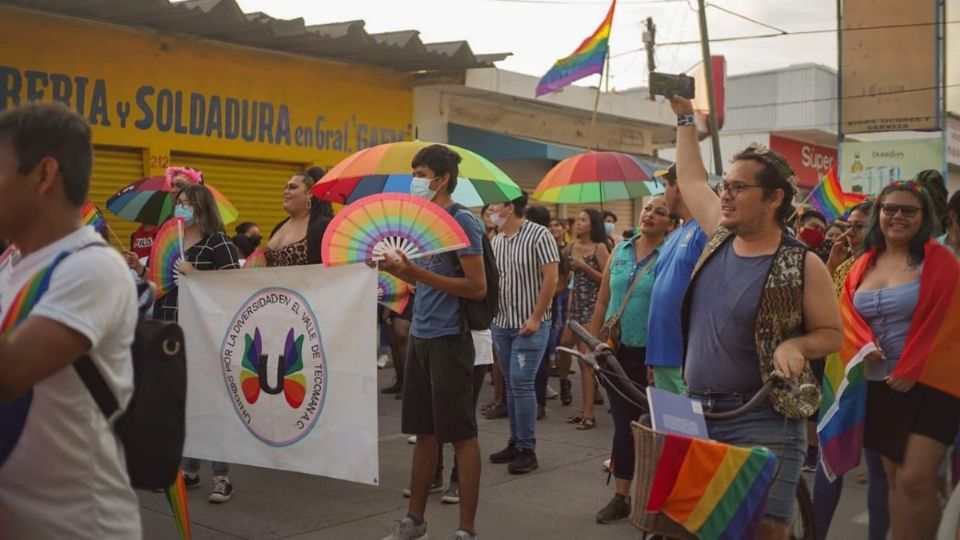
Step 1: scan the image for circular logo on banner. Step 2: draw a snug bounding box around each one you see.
[219,287,327,447]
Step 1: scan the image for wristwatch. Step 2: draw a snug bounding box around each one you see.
[677,113,696,127]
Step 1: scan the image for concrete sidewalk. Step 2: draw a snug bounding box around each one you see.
[141,369,868,539]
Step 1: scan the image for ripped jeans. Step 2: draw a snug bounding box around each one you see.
[491,322,550,450]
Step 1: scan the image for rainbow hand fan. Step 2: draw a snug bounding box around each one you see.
[243,247,268,268]
[149,218,185,298]
[321,193,470,266]
[378,271,412,314]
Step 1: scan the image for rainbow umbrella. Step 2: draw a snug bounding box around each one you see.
[532,151,658,203]
[311,141,521,207]
[164,469,191,539]
[106,176,239,225]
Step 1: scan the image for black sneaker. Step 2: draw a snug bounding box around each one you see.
[381,380,403,394]
[508,448,539,474]
[483,403,508,419]
[403,468,444,497]
[489,441,519,464]
[183,472,200,489]
[209,475,233,503]
[596,493,631,524]
[537,405,546,420]
[560,379,573,406]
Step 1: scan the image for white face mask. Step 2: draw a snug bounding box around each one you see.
[489,209,507,228]
[410,177,438,200]
[604,222,615,235]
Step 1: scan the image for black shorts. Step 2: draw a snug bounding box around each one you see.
[864,381,960,464]
[401,330,477,443]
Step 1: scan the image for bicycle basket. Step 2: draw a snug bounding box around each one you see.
[630,420,698,539]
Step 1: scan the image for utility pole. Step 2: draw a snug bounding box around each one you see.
[643,17,656,101]
[696,0,724,176]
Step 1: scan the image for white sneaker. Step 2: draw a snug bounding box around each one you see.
[602,458,612,472]
[382,516,428,540]
[377,354,390,369]
[407,435,417,444]
[546,385,559,399]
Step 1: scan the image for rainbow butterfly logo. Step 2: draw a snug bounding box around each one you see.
[239,328,307,409]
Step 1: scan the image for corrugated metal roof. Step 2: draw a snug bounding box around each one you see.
[0,0,511,72]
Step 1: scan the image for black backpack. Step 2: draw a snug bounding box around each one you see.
[445,203,500,330]
[75,317,186,490]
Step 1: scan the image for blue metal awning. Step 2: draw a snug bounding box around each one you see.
[448,123,583,161]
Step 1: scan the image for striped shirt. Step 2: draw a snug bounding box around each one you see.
[491,220,560,328]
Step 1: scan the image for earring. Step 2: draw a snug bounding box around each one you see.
[306,199,312,209]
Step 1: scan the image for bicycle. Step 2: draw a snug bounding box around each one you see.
[560,320,815,540]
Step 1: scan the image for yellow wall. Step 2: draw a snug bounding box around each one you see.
[0,6,414,174]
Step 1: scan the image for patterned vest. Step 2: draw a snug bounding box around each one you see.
[682,228,821,420]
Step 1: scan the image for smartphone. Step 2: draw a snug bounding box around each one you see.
[649,72,696,99]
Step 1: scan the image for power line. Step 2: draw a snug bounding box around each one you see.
[478,0,684,4]
[610,19,960,58]
[705,2,787,35]
[723,83,960,112]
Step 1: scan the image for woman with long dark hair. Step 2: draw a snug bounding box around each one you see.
[265,167,332,266]
[838,181,960,539]
[231,221,262,259]
[560,208,609,430]
[131,184,241,502]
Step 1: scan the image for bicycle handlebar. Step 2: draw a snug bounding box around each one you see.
[564,320,808,422]
[567,320,607,353]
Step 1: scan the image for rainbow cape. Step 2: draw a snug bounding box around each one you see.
[82,200,106,233]
[808,167,866,222]
[535,0,615,97]
[646,435,776,540]
[818,241,960,480]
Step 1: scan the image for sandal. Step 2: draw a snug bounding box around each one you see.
[576,417,596,430]
[480,401,500,412]
[566,413,585,424]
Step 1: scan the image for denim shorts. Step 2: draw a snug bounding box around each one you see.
[691,392,807,525]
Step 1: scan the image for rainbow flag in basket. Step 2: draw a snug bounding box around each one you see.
[646,434,776,540]
[808,167,866,222]
[818,241,960,480]
[535,0,615,97]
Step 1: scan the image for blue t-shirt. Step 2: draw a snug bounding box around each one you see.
[604,235,659,348]
[410,205,485,339]
[645,220,708,367]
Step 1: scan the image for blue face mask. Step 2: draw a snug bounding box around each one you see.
[410,177,438,201]
[174,204,195,224]
[604,222,615,236]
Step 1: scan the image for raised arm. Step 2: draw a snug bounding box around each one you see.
[669,96,722,233]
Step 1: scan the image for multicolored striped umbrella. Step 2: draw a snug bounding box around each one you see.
[311,141,521,207]
[532,151,657,203]
[106,177,239,225]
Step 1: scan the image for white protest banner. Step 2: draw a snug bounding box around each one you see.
[179,264,378,485]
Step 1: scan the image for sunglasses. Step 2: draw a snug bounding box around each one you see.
[879,203,922,218]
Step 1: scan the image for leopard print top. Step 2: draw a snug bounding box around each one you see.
[265,237,309,267]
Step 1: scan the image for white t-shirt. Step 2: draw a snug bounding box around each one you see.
[0,227,140,539]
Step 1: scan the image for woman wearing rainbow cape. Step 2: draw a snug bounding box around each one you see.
[817,180,960,540]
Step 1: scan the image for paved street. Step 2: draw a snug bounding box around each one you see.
[141,368,870,539]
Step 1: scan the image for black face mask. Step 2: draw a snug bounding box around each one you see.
[249,235,262,248]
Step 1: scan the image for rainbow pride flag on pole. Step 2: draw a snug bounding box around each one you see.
[646,435,776,540]
[808,167,866,222]
[818,242,960,480]
[535,0,615,97]
[82,200,106,233]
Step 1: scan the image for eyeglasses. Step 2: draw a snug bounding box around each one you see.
[718,181,766,197]
[879,203,922,218]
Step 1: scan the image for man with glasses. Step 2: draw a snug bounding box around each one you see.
[669,96,843,539]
